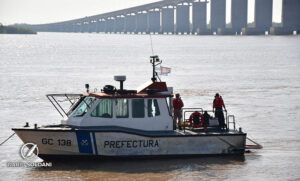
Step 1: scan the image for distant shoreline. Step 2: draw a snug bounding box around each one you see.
[0,24,37,34]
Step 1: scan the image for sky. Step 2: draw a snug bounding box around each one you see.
[0,0,282,25]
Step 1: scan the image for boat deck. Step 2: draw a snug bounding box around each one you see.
[13,125,246,137]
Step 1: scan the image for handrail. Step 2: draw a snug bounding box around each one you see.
[47,95,64,117]
[227,115,236,130]
[182,108,233,131]
[46,94,83,118]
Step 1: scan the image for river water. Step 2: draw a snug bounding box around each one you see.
[0,33,299,180]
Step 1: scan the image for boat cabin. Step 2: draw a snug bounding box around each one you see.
[59,80,174,131]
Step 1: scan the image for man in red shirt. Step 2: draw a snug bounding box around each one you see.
[213,93,227,130]
[173,93,184,130]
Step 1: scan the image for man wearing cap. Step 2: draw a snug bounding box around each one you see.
[213,93,227,130]
[173,93,184,130]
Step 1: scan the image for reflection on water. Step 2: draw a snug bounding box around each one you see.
[25,156,247,180]
[38,156,246,173]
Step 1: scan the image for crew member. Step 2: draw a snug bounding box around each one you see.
[213,93,227,130]
[203,111,210,132]
[189,111,203,129]
[173,93,184,130]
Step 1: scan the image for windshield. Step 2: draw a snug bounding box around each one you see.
[72,97,95,117]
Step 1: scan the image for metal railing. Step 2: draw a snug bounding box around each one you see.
[227,115,236,131]
[181,108,236,132]
[46,94,83,118]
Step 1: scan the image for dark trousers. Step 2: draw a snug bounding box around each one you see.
[173,109,182,130]
[215,108,225,129]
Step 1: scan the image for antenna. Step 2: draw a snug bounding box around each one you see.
[149,35,162,82]
[150,55,162,82]
[149,34,154,56]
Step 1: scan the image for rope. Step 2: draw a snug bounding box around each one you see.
[235,122,263,149]
[246,137,263,149]
[0,133,16,146]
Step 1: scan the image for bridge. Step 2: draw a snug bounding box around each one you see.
[21,0,300,35]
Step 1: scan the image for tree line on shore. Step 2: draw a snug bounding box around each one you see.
[0,23,36,34]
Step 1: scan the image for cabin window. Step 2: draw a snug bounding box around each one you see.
[73,97,95,117]
[115,99,129,118]
[132,99,145,118]
[91,99,113,118]
[148,99,160,117]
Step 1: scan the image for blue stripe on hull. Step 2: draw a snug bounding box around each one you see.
[92,132,98,155]
[76,132,93,154]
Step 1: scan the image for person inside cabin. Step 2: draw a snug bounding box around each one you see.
[173,93,184,130]
[189,111,203,129]
[213,93,227,130]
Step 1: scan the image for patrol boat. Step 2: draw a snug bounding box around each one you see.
[12,56,255,160]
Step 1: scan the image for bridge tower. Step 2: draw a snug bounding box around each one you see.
[97,19,106,33]
[81,17,91,33]
[210,0,226,33]
[176,2,190,34]
[90,20,98,33]
[125,13,137,33]
[255,0,273,33]
[231,0,248,33]
[71,23,76,32]
[282,0,300,32]
[148,9,160,34]
[192,0,208,34]
[105,17,115,33]
[74,22,81,33]
[136,11,148,34]
[161,6,175,34]
[114,15,125,33]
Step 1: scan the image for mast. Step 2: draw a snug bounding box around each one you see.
[150,55,162,82]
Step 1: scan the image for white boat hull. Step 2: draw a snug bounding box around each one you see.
[13,128,246,160]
